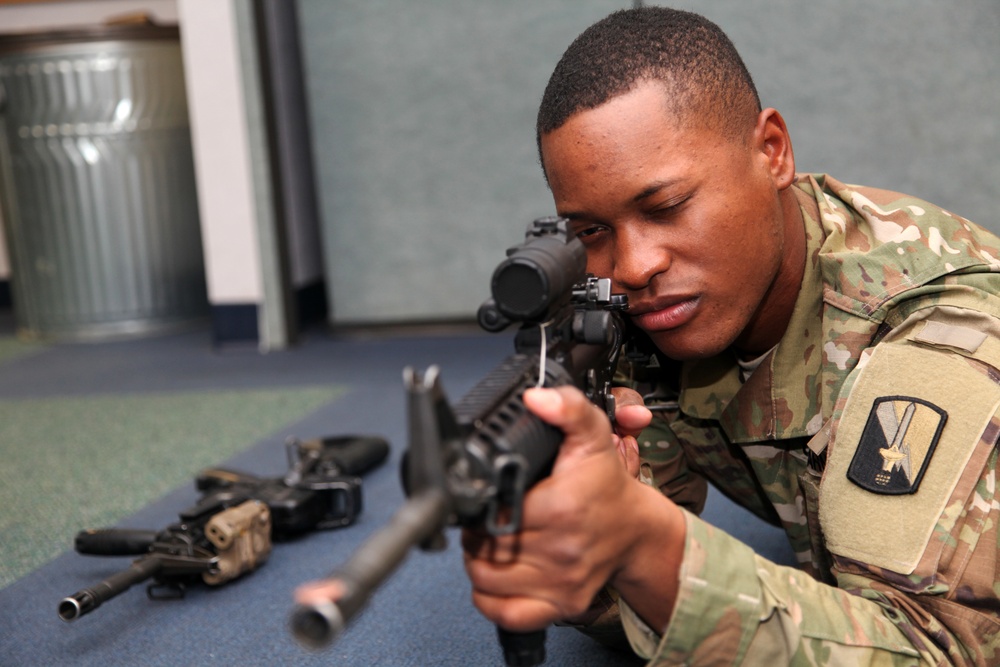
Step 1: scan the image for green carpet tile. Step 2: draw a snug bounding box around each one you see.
[0,385,343,589]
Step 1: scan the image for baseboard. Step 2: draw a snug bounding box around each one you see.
[210,282,329,346]
[210,303,259,345]
[1,286,323,344]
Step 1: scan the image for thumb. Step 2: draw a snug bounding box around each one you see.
[522,386,615,469]
[611,386,652,438]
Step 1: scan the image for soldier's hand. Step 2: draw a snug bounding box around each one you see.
[462,385,682,634]
[293,579,345,606]
[611,386,651,478]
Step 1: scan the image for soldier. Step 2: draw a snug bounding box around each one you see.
[461,6,1000,665]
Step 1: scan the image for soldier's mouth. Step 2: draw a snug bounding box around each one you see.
[630,296,700,331]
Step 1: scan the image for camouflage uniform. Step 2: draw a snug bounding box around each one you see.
[621,174,1000,665]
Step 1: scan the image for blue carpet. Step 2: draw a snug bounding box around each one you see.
[0,325,794,666]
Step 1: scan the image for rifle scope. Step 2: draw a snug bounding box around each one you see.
[481,216,586,326]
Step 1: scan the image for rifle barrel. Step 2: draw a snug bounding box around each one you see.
[58,556,163,621]
[290,488,450,648]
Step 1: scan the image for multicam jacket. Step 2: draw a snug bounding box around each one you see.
[622,174,1000,665]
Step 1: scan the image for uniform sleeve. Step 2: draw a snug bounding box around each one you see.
[623,310,1000,666]
[639,407,708,516]
[817,311,1000,665]
[621,510,928,665]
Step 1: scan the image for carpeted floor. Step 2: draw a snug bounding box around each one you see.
[0,384,342,589]
[0,333,44,365]
[0,310,796,666]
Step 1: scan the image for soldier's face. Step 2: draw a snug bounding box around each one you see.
[540,81,794,360]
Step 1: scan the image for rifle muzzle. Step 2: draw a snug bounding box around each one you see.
[57,592,92,622]
[57,555,163,622]
[289,601,345,649]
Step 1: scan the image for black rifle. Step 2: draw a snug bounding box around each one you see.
[59,435,389,622]
[196,435,390,537]
[289,217,629,666]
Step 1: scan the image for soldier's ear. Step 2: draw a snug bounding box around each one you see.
[755,108,795,190]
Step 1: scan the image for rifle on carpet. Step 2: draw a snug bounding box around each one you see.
[289,217,630,666]
[58,435,389,622]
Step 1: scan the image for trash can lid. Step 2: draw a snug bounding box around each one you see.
[0,14,178,54]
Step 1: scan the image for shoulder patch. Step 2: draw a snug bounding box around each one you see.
[847,397,947,494]
[820,339,1000,574]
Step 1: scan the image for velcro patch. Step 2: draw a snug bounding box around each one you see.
[820,339,1000,575]
[912,320,987,354]
[847,397,947,494]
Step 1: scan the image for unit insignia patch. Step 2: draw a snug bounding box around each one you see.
[847,396,948,495]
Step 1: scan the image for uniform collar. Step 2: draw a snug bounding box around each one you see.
[678,183,826,443]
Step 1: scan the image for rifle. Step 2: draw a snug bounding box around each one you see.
[58,435,389,622]
[196,435,390,536]
[289,216,629,666]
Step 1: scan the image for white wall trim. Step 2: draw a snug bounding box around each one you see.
[176,0,262,305]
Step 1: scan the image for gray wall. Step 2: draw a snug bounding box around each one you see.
[691,0,1000,228]
[298,0,623,325]
[298,1,1000,325]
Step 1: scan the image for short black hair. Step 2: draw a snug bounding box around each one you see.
[537,7,760,150]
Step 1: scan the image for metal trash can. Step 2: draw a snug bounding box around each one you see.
[0,20,206,340]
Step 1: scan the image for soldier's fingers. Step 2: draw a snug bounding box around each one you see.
[615,434,641,478]
[294,579,346,606]
[611,387,652,437]
[470,591,561,633]
[461,528,523,564]
[522,387,615,468]
[614,404,653,438]
[466,554,597,629]
[611,386,645,408]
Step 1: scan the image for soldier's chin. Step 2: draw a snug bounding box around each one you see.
[645,329,729,362]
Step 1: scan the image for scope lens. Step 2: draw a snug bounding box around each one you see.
[490,234,585,321]
[491,261,547,320]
